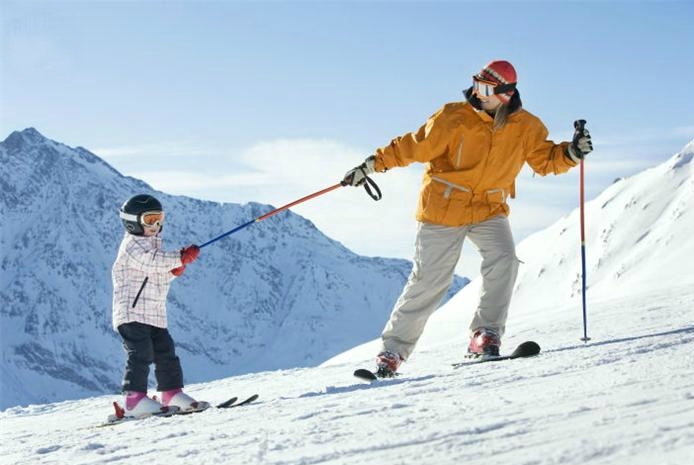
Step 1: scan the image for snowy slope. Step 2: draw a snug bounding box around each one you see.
[1,142,692,464]
[0,128,467,409]
[2,287,692,465]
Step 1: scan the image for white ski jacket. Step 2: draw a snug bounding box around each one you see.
[112,233,183,330]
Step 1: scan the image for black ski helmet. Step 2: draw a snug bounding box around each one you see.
[119,194,163,236]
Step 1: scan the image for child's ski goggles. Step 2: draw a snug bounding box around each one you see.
[140,211,165,227]
[472,76,516,98]
[119,210,165,228]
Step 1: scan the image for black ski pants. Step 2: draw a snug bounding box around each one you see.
[117,322,183,393]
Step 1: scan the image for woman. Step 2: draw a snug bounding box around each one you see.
[343,60,593,377]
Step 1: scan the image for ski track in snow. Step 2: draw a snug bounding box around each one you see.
[2,286,693,465]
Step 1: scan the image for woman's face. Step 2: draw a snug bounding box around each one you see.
[478,94,503,112]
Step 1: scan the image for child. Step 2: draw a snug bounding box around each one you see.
[112,193,207,417]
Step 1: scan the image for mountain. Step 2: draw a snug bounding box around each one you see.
[0,128,468,409]
[1,141,692,465]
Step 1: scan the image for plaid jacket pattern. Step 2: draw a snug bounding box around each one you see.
[112,233,182,330]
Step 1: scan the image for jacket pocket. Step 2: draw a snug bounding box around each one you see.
[484,188,510,219]
[418,177,473,226]
[485,188,507,204]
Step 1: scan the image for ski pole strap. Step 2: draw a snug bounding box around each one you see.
[362,175,382,201]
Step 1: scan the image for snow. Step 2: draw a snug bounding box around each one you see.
[1,284,693,464]
[1,139,693,464]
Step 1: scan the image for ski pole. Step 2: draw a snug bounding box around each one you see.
[199,183,345,249]
[575,119,591,342]
[199,172,382,249]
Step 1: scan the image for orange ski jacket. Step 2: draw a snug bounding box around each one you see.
[373,102,577,226]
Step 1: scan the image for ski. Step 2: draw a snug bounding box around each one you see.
[98,394,259,427]
[353,368,400,382]
[452,340,541,368]
[216,396,238,408]
[228,393,259,408]
[176,394,259,414]
[354,341,540,381]
[353,368,379,381]
[98,402,180,427]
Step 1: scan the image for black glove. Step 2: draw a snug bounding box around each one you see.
[566,120,593,163]
[342,156,377,187]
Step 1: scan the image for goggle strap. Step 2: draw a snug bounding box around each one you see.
[493,82,517,95]
[119,211,138,222]
[119,210,164,226]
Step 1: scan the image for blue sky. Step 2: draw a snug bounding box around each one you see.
[2,0,693,277]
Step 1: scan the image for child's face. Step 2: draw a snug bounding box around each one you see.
[140,210,164,236]
[142,224,161,237]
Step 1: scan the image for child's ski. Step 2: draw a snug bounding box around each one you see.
[98,394,259,427]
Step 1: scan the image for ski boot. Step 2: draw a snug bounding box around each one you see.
[467,328,501,357]
[375,351,403,378]
[161,389,210,413]
[123,391,172,418]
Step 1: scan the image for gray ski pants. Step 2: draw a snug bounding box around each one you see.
[380,216,520,360]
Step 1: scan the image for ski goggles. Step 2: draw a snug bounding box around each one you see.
[472,76,517,98]
[140,211,165,227]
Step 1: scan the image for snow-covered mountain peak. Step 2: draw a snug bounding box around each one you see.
[669,139,694,170]
[3,127,45,148]
[502,139,694,313]
[3,127,129,185]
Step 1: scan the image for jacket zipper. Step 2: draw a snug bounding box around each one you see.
[132,277,148,308]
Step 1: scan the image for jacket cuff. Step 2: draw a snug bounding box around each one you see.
[563,143,580,165]
[373,156,389,172]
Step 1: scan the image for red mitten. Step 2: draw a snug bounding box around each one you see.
[180,245,200,265]
[170,266,186,277]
